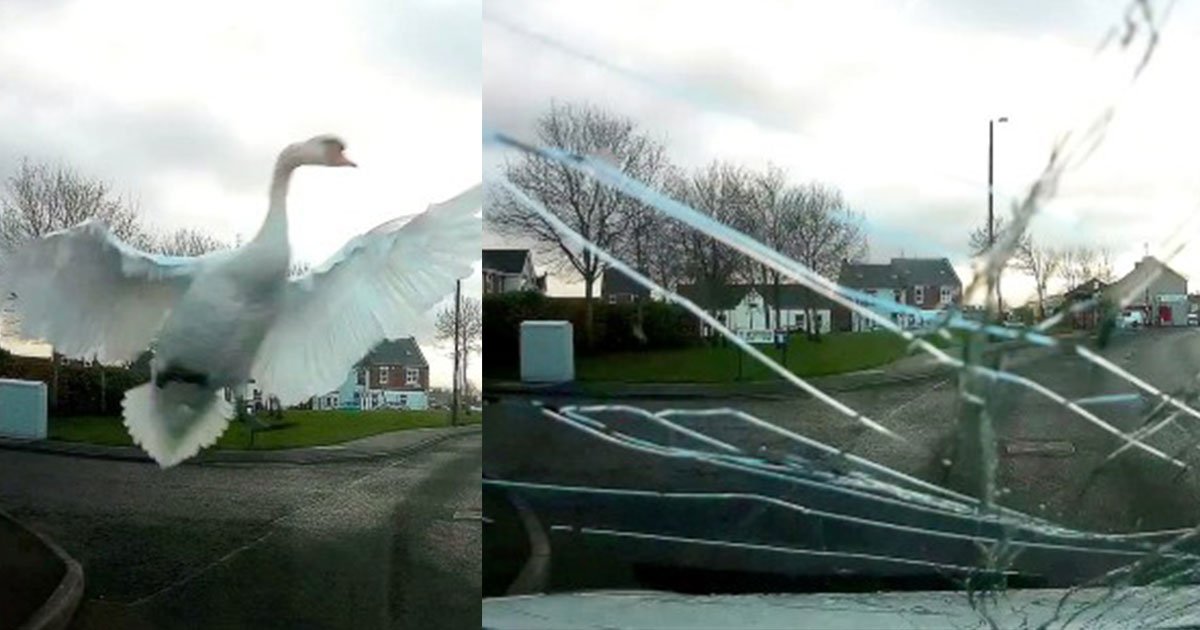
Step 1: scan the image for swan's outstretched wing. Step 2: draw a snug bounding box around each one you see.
[0,220,205,364]
[251,184,481,405]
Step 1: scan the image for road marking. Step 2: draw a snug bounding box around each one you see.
[1004,440,1075,457]
[879,378,950,424]
[452,509,483,522]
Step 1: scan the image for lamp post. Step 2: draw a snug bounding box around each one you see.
[988,116,1009,315]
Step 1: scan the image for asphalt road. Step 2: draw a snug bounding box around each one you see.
[485,327,1200,538]
[0,432,481,629]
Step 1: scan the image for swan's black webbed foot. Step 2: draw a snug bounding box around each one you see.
[155,365,210,388]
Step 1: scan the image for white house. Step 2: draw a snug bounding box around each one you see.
[677,283,834,342]
[483,249,546,295]
[1104,255,1188,327]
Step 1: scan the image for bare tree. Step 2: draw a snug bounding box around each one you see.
[671,161,754,330]
[149,227,229,257]
[968,216,1028,315]
[1097,247,1116,283]
[616,162,688,291]
[435,296,482,404]
[1013,237,1062,319]
[1060,245,1115,289]
[488,102,669,345]
[743,165,793,330]
[0,159,143,252]
[619,193,686,292]
[790,182,867,338]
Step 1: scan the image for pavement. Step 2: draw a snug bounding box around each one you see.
[485,327,1200,557]
[0,428,482,629]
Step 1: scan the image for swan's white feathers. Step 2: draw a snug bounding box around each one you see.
[0,220,207,364]
[251,184,481,405]
[122,382,231,468]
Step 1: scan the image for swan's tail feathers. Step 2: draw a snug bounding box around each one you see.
[122,383,232,468]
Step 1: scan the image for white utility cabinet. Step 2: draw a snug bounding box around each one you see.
[520,321,575,383]
[0,378,48,440]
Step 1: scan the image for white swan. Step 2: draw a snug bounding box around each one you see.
[0,135,480,467]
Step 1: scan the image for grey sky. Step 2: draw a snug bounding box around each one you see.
[0,0,480,386]
[484,0,1200,303]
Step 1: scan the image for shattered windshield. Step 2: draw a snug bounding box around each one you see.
[482,0,1200,626]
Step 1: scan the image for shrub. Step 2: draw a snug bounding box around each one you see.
[483,292,699,377]
[0,354,149,416]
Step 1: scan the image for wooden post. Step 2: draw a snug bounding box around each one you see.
[452,279,461,427]
[99,361,106,415]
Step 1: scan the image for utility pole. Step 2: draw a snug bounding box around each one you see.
[451,278,461,426]
[988,116,1009,317]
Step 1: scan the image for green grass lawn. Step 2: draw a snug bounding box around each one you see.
[48,408,480,450]
[575,331,926,383]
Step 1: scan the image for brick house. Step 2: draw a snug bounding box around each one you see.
[1058,278,1108,329]
[601,267,651,304]
[312,337,431,411]
[834,258,963,331]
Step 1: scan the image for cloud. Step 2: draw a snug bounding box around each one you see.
[356,0,481,95]
[484,0,1200,307]
[909,0,1120,42]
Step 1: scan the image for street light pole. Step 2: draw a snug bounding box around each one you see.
[451,278,461,426]
[988,116,1008,315]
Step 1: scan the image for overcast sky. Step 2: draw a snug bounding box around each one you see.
[0,0,480,387]
[484,0,1200,304]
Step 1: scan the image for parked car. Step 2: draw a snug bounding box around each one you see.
[1119,309,1146,328]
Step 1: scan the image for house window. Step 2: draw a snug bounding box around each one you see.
[357,369,366,385]
[379,366,389,384]
[914,286,924,305]
[940,286,952,304]
[893,290,902,303]
[406,368,420,386]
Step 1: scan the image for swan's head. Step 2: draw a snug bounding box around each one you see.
[282,134,356,169]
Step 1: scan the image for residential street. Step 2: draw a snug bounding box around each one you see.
[0,431,481,629]
[485,328,1200,537]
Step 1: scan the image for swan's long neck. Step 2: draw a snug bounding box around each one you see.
[254,158,296,245]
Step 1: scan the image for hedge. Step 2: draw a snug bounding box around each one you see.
[483,292,698,376]
[0,349,150,417]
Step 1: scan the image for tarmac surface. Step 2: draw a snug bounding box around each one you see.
[0,427,481,629]
[485,327,1200,567]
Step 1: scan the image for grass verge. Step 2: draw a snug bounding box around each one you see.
[575,331,922,383]
[48,409,480,450]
